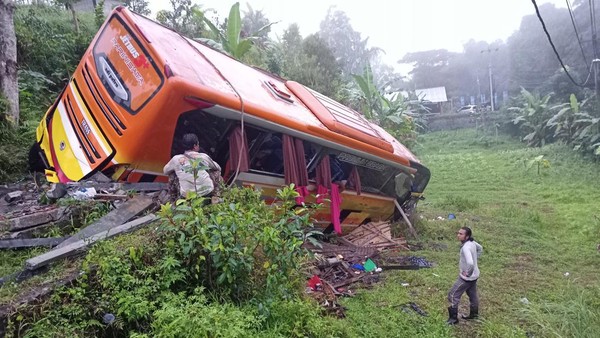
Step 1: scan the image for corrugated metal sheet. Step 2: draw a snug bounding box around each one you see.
[416,87,447,103]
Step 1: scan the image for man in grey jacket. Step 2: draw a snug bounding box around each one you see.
[446,226,483,325]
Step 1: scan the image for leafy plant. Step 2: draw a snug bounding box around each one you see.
[525,155,551,175]
[509,88,554,147]
[201,2,276,60]
[158,185,316,302]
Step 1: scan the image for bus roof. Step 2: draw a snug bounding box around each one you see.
[123,8,419,167]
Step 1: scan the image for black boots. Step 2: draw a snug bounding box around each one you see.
[461,306,479,320]
[446,306,459,325]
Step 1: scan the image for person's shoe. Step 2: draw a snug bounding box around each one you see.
[461,306,479,320]
[446,306,459,325]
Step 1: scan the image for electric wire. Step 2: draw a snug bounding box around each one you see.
[531,0,592,87]
[566,0,590,69]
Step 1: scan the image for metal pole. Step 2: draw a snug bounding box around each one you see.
[489,63,494,111]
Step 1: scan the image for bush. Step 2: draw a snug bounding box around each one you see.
[9,185,322,337]
[157,185,317,302]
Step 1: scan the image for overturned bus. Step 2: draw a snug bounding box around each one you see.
[30,7,430,234]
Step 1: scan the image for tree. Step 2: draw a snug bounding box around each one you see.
[279,24,341,97]
[0,0,19,125]
[156,0,206,38]
[55,0,79,34]
[319,8,379,79]
[123,0,150,16]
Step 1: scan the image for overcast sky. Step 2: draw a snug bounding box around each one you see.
[147,0,565,68]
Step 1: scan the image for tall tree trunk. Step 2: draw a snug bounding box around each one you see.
[0,0,18,126]
[69,5,80,35]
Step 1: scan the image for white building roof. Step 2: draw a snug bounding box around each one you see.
[415,87,448,103]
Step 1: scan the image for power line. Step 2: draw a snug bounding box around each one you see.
[590,0,598,57]
[566,0,590,69]
[531,0,591,87]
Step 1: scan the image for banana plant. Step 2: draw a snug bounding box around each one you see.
[508,88,553,147]
[200,2,276,60]
[546,94,583,142]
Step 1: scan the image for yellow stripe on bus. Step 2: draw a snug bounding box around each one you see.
[69,82,112,157]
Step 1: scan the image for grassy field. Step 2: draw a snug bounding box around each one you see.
[318,129,600,337]
[2,129,599,337]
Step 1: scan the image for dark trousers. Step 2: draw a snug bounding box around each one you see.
[447,277,479,309]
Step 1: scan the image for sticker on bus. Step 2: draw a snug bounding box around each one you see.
[92,15,163,115]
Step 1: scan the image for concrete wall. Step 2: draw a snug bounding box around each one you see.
[425,112,505,132]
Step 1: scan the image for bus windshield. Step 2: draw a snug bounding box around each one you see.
[92,15,163,115]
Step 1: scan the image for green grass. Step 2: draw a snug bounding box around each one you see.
[3,128,600,337]
[309,129,600,337]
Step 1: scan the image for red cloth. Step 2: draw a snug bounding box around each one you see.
[315,155,331,188]
[316,184,328,204]
[228,126,249,175]
[307,274,322,290]
[330,184,342,234]
[348,166,362,195]
[294,138,309,186]
[295,185,309,205]
[283,135,309,189]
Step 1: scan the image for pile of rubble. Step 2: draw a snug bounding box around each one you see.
[0,179,166,284]
[303,221,433,317]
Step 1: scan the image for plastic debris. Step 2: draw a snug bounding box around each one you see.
[363,258,377,272]
[520,297,530,305]
[448,213,456,220]
[351,263,365,271]
[102,313,115,325]
[71,187,97,200]
[307,274,322,291]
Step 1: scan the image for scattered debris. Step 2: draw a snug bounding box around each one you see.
[398,302,429,317]
[26,214,158,270]
[1,206,70,233]
[0,237,67,249]
[55,195,155,249]
[46,183,67,199]
[303,221,433,317]
[4,191,23,203]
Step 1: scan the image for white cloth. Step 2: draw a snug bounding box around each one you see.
[459,241,483,281]
[163,151,221,197]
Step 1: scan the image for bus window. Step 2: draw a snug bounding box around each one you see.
[248,130,284,176]
[171,110,231,167]
[92,15,163,115]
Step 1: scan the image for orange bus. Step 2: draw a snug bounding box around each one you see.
[30,7,430,233]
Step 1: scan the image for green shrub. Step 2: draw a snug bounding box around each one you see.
[157,185,317,302]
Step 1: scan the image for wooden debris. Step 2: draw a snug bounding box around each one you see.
[0,207,70,232]
[343,221,408,251]
[93,193,129,201]
[25,214,158,270]
[394,199,418,238]
[0,237,68,249]
[56,195,155,249]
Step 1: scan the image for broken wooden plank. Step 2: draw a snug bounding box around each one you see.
[65,182,167,192]
[394,200,418,238]
[93,193,129,200]
[0,207,69,232]
[25,214,158,270]
[56,195,155,249]
[0,237,68,249]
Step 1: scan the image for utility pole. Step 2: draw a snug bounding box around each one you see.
[481,47,499,111]
[476,75,481,104]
